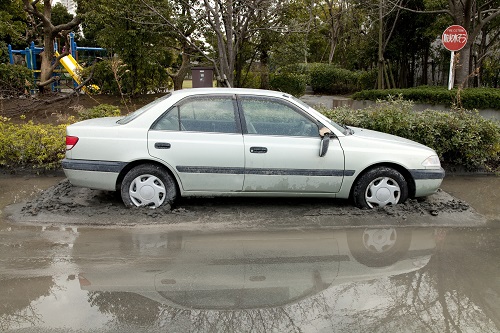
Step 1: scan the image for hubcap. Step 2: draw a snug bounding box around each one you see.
[365,176,401,208]
[129,174,166,208]
[362,228,397,253]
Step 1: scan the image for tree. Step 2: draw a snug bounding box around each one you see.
[22,0,81,92]
[138,0,202,90]
[80,0,171,95]
[0,0,27,63]
[393,0,500,88]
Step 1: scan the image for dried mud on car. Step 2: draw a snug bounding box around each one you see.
[5,180,486,229]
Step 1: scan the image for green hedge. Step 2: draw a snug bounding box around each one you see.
[352,86,500,110]
[309,63,375,95]
[0,104,122,170]
[0,117,68,169]
[0,64,32,97]
[321,98,500,171]
[77,104,121,120]
[270,73,307,97]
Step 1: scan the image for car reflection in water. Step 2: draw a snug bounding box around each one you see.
[75,227,436,310]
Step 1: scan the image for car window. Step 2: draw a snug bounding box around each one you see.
[152,96,238,133]
[240,98,318,137]
[118,93,172,124]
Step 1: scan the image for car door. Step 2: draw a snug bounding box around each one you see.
[239,96,345,193]
[148,95,245,192]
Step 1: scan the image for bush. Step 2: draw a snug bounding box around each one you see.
[83,58,170,95]
[320,98,500,171]
[239,71,261,89]
[77,104,121,120]
[309,63,371,95]
[352,86,500,110]
[0,117,68,170]
[83,60,119,94]
[270,73,307,97]
[0,64,32,97]
[0,104,123,170]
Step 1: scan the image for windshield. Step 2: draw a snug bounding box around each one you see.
[117,93,172,124]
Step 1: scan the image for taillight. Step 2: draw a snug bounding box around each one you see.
[66,136,79,150]
[78,273,91,287]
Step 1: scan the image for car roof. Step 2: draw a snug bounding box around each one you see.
[169,87,290,99]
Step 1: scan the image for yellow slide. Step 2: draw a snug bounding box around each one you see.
[55,51,98,93]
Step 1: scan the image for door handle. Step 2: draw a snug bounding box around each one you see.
[154,142,171,149]
[250,147,267,153]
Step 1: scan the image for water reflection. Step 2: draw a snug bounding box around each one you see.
[1,226,499,332]
[75,228,435,311]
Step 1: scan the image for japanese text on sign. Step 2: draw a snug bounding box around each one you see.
[442,33,467,44]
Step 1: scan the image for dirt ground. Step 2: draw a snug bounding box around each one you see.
[0,93,162,123]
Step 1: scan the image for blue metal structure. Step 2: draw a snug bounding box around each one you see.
[7,32,105,92]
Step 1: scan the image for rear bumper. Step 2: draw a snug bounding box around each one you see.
[62,159,124,191]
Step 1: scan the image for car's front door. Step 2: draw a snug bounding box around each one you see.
[148,95,244,192]
[239,96,345,193]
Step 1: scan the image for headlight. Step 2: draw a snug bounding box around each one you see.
[421,155,441,167]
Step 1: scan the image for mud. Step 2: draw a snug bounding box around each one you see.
[4,179,487,229]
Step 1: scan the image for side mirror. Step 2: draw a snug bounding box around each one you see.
[319,127,331,157]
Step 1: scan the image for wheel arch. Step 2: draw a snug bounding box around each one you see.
[349,162,416,199]
[115,159,180,194]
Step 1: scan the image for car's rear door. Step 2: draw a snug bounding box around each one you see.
[239,95,345,193]
[148,95,245,192]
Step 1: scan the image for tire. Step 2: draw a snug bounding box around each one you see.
[346,228,412,267]
[121,164,177,208]
[353,167,408,209]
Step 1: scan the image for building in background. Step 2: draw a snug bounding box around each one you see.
[57,0,77,15]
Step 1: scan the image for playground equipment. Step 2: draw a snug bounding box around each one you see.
[8,32,104,93]
[54,51,98,93]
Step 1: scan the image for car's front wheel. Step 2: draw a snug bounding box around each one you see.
[121,164,177,208]
[353,167,408,209]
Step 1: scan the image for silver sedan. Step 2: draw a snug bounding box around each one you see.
[62,88,444,209]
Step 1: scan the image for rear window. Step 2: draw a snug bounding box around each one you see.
[117,93,172,124]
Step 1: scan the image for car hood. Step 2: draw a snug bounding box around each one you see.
[349,126,430,150]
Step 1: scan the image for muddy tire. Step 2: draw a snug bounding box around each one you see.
[353,167,408,209]
[121,164,177,208]
[347,228,412,267]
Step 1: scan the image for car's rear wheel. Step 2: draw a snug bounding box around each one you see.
[121,164,177,208]
[353,167,408,209]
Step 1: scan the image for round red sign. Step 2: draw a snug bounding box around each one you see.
[442,25,468,51]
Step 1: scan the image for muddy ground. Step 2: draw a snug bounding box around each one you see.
[4,179,487,230]
[0,93,161,123]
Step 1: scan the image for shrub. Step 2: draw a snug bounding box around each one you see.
[0,117,68,170]
[239,71,261,89]
[321,97,500,172]
[83,60,119,94]
[0,64,32,97]
[309,63,366,95]
[270,73,307,97]
[352,86,500,110]
[0,104,123,170]
[77,104,121,120]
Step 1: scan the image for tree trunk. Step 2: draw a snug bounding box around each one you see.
[455,46,470,88]
[169,51,191,90]
[23,0,81,93]
[259,50,270,90]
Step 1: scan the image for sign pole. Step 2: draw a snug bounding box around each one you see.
[448,51,455,90]
[442,25,467,90]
